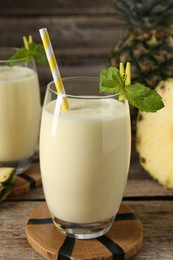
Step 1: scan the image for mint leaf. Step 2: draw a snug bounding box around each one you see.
[124,83,164,112]
[99,67,124,93]
[99,66,164,112]
[6,48,29,66]
[8,39,48,65]
[27,42,48,64]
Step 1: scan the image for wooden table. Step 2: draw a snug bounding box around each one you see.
[1,132,173,260]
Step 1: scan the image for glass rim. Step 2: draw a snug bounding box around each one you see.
[47,77,120,99]
[0,47,27,63]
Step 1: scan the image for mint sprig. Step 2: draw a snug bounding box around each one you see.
[99,66,164,112]
[8,38,48,65]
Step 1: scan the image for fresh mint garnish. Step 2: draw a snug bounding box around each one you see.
[99,66,164,112]
[8,37,48,65]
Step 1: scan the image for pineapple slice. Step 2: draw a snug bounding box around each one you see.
[0,168,16,201]
[136,79,173,188]
[0,168,15,183]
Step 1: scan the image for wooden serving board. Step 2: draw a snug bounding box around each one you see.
[10,162,41,197]
[26,202,143,260]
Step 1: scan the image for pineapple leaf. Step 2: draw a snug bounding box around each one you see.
[99,66,164,112]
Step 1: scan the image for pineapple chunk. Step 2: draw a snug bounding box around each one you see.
[0,168,15,183]
[136,79,173,188]
[0,168,16,201]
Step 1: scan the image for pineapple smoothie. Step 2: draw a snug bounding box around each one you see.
[40,97,131,224]
[0,66,41,162]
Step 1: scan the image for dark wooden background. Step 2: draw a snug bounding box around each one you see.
[0,0,126,102]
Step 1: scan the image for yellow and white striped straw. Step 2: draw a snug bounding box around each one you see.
[39,28,69,110]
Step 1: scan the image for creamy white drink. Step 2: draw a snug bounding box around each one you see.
[0,66,41,162]
[40,97,131,224]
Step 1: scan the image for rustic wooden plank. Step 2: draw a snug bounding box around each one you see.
[0,201,42,260]
[128,201,173,260]
[0,16,125,48]
[0,0,118,16]
[125,178,173,198]
[54,48,111,60]
[0,200,173,259]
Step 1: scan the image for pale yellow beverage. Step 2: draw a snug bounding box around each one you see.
[0,66,41,162]
[40,98,131,224]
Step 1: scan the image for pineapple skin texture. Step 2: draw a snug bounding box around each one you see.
[136,79,173,189]
[110,31,173,89]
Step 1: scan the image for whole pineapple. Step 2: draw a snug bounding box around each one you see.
[110,0,173,89]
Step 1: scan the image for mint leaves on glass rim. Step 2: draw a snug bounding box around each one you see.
[8,37,48,65]
[99,66,164,112]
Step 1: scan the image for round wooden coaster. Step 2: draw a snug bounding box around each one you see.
[26,202,143,260]
[10,163,41,197]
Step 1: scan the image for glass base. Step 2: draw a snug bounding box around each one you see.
[51,214,115,239]
[0,157,32,175]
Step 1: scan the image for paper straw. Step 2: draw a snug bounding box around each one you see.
[39,28,69,110]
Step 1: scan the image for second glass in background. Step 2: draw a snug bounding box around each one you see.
[0,48,41,174]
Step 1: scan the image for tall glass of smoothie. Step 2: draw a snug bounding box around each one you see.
[0,48,41,174]
[40,77,131,239]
